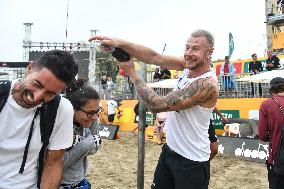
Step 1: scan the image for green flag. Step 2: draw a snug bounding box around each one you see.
[228,32,234,58]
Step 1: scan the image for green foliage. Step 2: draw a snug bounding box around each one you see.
[95,51,119,82]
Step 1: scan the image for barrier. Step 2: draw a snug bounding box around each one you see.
[98,124,119,140]
[218,136,269,163]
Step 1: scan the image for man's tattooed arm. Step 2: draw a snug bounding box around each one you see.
[133,77,218,113]
[133,78,168,113]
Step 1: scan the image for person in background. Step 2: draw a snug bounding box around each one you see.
[208,120,218,160]
[106,76,114,90]
[258,77,284,189]
[220,56,236,98]
[101,75,107,90]
[277,0,284,14]
[266,50,280,71]
[106,99,120,124]
[0,50,78,188]
[153,67,161,82]
[160,67,171,79]
[249,53,263,75]
[61,78,101,189]
[209,107,227,160]
[90,29,219,189]
[155,112,167,145]
[132,102,148,135]
[100,75,107,99]
[249,53,263,97]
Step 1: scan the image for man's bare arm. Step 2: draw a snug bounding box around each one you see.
[40,149,65,189]
[89,36,184,70]
[133,77,218,113]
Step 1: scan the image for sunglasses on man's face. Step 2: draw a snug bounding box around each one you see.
[79,107,102,118]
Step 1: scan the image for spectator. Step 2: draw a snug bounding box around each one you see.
[277,0,284,14]
[249,53,263,74]
[209,107,227,160]
[155,112,167,145]
[101,75,107,99]
[106,99,120,124]
[132,102,148,135]
[153,67,161,82]
[160,67,171,79]
[249,53,263,96]
[258,77,284,189]
[266,50,280,71]
[106,76,114,90]
[220,56,236,97]
[208,120,218,160]
[101,75,107,90]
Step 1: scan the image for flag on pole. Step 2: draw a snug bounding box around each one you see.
[228,32,234,58]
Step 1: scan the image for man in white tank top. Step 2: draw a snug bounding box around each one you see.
[90,29,219,189]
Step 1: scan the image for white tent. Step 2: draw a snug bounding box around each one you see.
[237,70,284,83]
[147,79,177,88]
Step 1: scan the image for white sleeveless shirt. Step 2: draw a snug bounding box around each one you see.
[166,69,217,161]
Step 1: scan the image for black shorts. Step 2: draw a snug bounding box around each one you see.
[108,114,115,122]
[151,144,210,189]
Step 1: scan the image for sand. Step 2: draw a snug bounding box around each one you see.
[87,131,268,189]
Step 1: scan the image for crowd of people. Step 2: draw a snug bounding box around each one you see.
[0,28,283,189]
[219,50,281,98]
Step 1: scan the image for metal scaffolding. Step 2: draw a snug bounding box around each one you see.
[22,23,99,83]
[23,23,33,62]
[88,29,99,86]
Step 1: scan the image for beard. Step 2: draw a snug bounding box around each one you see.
[185,59,205,70]
[18,84,43,108]
[184,53,210,70]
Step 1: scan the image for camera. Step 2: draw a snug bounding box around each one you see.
[111,48,130,62]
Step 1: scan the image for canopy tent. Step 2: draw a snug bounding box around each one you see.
[147,79,177,88]
[237,70,284,83]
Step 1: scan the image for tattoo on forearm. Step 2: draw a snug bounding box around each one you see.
[133,77,217,113]
[164,78,217,108]
[133,79,168,112]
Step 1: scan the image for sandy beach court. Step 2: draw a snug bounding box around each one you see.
[88,131,268,189]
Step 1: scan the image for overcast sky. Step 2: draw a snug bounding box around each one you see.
[0,0,267,62]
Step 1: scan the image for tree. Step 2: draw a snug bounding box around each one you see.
[95,51,119,82]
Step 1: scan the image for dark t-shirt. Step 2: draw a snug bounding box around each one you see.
[101,79,107,89]
[249,61,263,74]
[160,69,171,79]
[134,103,148,127]
[266,55,280,71]
[153,72,161,80]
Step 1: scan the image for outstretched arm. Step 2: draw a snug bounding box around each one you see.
[113,58,218,113]
[89,36,184,70]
